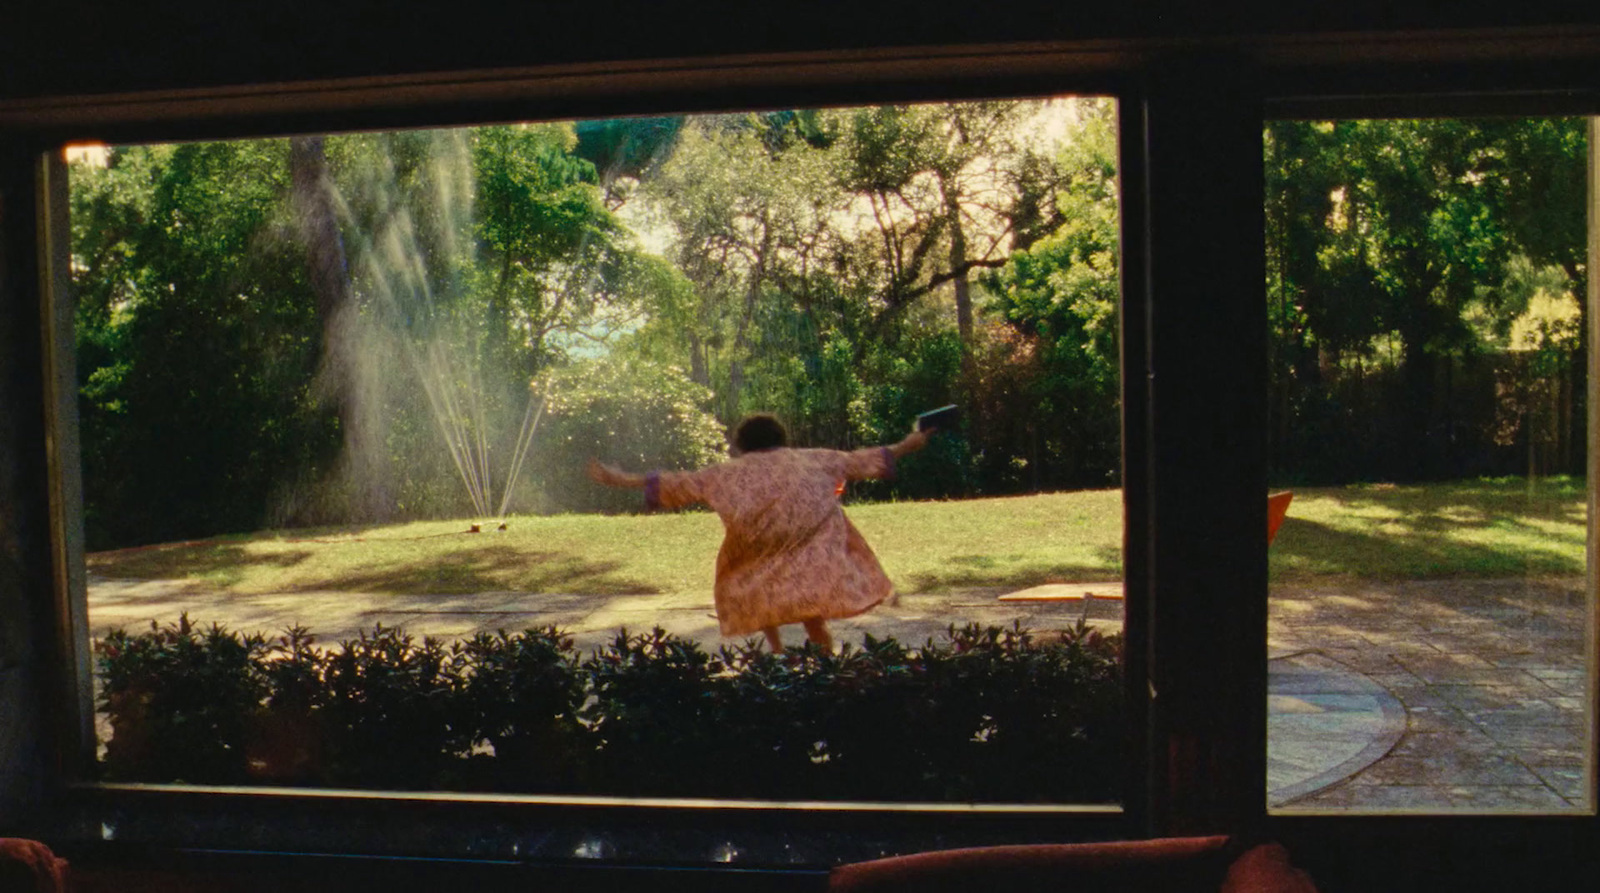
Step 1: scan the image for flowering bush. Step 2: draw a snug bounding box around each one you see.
[531,356,728,514]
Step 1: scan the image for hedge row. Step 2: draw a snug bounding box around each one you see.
[96,617,1124,803]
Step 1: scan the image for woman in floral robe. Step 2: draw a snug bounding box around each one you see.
[587,414,930,652]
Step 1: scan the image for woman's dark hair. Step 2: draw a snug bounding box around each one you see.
[734,414,788,453]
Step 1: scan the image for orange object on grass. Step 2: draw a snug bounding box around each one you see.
[1267,491,1294,546]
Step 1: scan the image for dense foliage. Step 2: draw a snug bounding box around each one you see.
[97,617,1124,803]
[1265,118,1588,484]
[69,101,1122,548]
[68,106,1588,548]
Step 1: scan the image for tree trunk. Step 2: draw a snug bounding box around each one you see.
[290,135,389,521]
[942,178,976,399]
[290,137,349,323]
[1400,333,1436,479]
[951,222,973,345]
[688,332,709,387]
[727,222,773,423]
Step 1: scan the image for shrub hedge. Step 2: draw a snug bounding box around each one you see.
[96,616,1123,803]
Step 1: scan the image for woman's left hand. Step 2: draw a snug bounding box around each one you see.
[889,428,930,458]
[587,458,618,486]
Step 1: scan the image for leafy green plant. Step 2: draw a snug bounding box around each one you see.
[95,619,1124,803]
[97,614,271,784]
[533,355,728,514]
[245,624,326,782]
[318,625,472,788]
[460,627,589,792]
[581,627,728,796]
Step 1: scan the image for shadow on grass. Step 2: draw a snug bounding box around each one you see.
[89,541,661,596]
[907,545,1123,591]
[87,542,316,584]
[1305,478,1586,527]
[1269,514,1582,581]
[281,545,660,595]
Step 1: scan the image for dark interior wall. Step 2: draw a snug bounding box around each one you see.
[3,3,1600,891]
[5,1,1600,101]
[0,142,50,820]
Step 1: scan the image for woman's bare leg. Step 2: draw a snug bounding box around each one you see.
[802,619,834,653]
[763,626,784,653]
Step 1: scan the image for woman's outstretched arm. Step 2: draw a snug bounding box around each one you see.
[842,426,932,483]
[886,427,931,458]
[587,458,646,489]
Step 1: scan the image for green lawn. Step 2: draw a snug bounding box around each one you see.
[1267,477,1587,582]
[87,478,1586,597]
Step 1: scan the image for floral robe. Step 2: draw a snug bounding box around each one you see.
[646,446,897,636]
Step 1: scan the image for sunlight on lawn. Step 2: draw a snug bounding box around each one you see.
[1267,479,1586,581]
[89,490,1125,597]
[87,480,1586,596]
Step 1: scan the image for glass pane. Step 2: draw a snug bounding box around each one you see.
[1265,116,1594,813]
[70,98,1126,811]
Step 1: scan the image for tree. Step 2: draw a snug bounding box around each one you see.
[1264,117,1587,481]
[70,140,338,546]
[981,99,1122,490]
[572,115,685,208]
[289,135,388,517]
[471,124,641,379]
[531,355,727,514]
[303,125,672,521]
[635,115,843,422]
[830,101,1070,372]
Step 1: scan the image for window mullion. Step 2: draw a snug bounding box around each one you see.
[1139,55,1270,836]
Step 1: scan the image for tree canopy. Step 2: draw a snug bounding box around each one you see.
[1265,117,1587,483]
[67,104,1587,548]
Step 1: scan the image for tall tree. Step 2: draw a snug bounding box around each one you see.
[1264,117,1586,480]
[982,99,1122,490]
[638,115,840,421]
[832,101,1067,387]
[70,140,338,546]
[288,135,387,517]
[472,123,636,380]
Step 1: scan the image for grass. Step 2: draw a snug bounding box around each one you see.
[87,478,1587,598]
[1267,476,1587,582]
[87,490,1126,598]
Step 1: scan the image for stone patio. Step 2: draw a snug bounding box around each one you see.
[1269,576,1590,811]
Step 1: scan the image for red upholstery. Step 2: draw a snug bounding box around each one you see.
[1222,842,1319,893]
[0,838,69,893]
[829,836,1318,893]
[3,833,1317,892]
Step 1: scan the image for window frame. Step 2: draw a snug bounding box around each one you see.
[1,25,1597,888]
[1256,92,1600,880]
[15,52,1155,861]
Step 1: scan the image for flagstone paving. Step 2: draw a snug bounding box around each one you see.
[1267,652,1407,806]
[1269,576,1590,812]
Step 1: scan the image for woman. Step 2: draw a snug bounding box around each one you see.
[587,414,930,652]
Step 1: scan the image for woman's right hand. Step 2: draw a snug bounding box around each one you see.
[588,459,646,489]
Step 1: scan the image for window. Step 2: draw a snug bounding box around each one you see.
[5,19,1599,890]
[1264,115,1595,814]
[63,97,1128,827]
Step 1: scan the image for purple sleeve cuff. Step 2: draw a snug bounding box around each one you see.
[644,471,661,511]
[881,446,896,481]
